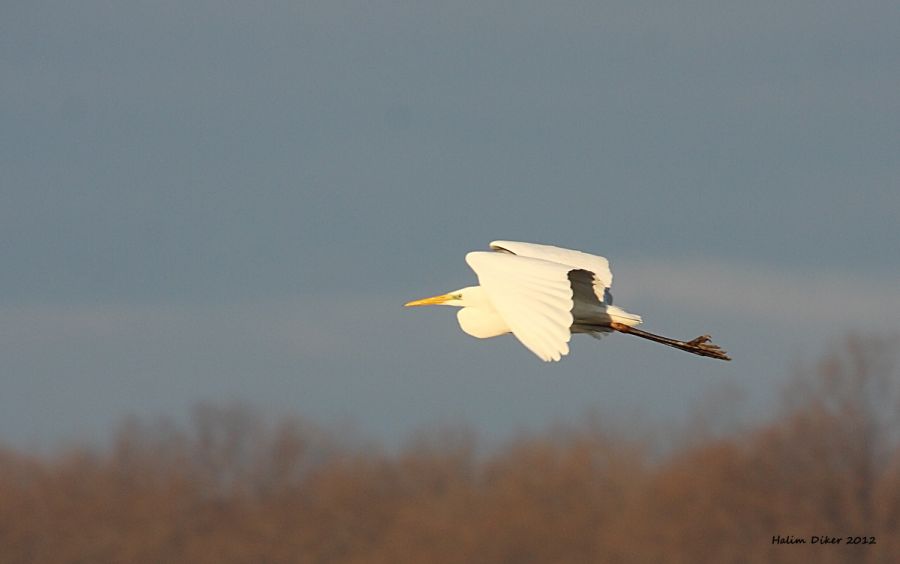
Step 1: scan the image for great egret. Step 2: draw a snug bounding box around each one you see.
[405,241,730,362]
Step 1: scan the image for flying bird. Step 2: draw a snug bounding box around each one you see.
[405,241,730,362]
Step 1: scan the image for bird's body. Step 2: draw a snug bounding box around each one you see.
[406,241,730,362]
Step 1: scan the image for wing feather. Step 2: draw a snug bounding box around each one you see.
[466,251,578,362]
[489,240,612,303]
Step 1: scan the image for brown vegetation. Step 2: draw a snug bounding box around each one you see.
[1,337,898,563]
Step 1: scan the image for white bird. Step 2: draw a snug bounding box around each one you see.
[405,241,730,362]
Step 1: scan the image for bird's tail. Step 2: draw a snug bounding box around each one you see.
[606,305,642,327]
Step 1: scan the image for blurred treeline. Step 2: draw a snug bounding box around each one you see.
[1,337,899,563]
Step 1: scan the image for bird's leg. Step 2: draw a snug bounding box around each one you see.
[609,322,731,361]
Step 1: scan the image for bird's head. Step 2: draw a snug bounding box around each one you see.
[404,286,481,308]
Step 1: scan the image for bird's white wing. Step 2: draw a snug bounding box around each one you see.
[489,241,612,302]
[466,251,580,362]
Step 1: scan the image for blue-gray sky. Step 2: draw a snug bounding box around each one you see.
[3,0,899,448]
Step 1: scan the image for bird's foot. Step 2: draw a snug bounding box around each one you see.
[681,335,731,361]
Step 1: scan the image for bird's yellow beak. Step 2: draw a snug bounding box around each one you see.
[404,293,452,307]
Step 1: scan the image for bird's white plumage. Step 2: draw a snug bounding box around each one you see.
[465,252,579,361]
[490,240,612,302]
[406,240,729,362]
